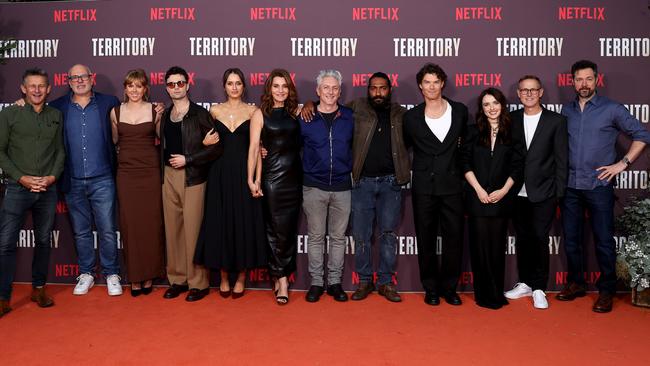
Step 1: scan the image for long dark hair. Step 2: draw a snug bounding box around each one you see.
[476,87,511,147]
[260,69,299,118]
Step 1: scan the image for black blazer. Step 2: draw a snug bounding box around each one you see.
[510,108,568,203]
[403,98,468,196]
[461,124,524,216]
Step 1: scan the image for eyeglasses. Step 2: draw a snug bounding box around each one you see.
[519,88,541,96]
[69,74,91,82]
[166,80,187,89]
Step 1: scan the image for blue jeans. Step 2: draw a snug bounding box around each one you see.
[561,186,616,293]
[351,175,403,286]
[65,175,119,276]
[0,182,57,300]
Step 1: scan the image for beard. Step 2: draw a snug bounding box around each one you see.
[577,87,595,99]
[368,92,391,109]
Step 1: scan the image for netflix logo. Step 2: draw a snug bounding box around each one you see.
[351,272,398,285]
[150,71,196,86]
[56,201,68,214]
[53,9,97,23]
[352,73,399,87]
[455,7,502,20]
[249,72,296,86]
[55,264,79,277]
[556,271,601,285]
[557,73,605,87]
[352,7,399,21]
[150,7,196,21]
[250,7,296,21]
[455,73,502,87]
[53,72,97,86]
[248,268,296,283]
[558,7,605,21]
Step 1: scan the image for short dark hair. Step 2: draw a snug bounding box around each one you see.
[222,68,246,89]
[22,67,49,85]
[165,66,189,83]
[517,75,542,88]
[368,72,391,89]
[571,60,598,77]
[416,63,447,86]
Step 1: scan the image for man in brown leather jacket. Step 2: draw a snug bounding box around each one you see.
[160,66,221,302]
[348,72,410,302]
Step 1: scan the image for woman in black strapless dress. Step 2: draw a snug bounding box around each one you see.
[248,69,302,305]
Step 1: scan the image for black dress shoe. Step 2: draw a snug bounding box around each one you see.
[185,288,210,302]
[592,292,614,313]
[305,285,324,303]
[163,284,189,299]
[424,292,440,306]
[556,282,587,301]
[444,292,462,306]
[327,284,348,302]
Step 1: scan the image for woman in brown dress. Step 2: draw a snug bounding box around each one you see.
[110,69,165,296]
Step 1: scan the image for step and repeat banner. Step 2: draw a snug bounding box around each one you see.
[0,0,649,291]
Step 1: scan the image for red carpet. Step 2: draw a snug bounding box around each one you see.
[1,284,648,366]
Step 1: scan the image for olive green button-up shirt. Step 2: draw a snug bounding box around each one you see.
[0,103,65,181]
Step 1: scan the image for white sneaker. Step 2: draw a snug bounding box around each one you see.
[73,273,95,295]
[504,282,533,299]
[532,290,549,309]
[106,274,123,296]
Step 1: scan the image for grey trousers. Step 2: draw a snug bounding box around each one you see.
[302,186,351,287]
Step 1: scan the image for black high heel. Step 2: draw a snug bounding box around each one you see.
[141,281,153,295]
[275,279,289,305]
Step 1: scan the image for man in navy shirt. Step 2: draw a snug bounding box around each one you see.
[49,64,123,297]
[558,60,650,312]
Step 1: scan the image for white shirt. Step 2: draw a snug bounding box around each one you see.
[424,101,452,142]
[518,110,542,197]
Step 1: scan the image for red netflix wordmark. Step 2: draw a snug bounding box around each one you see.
[53,73,97,86]
[150,72,196,85]
[250,7,296,21]
[558,7,605,20]
[352,73,399,87]
[55,264,79,277]
[55,201,68,214]
[150,7,195,21]
[53,9,97,23]
[455,73,502,87]
[248,269,296,283]
[351,272,398,285]
[455,7,502,20]
[352,8,399,21]
[555,271,601,285]
[249,72,296,86]
[557,73,605,87]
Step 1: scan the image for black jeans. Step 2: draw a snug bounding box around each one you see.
[0,182,57,300]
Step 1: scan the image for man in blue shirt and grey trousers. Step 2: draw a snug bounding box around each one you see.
[558,60,650,313]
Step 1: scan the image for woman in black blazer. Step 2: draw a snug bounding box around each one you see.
[462,88,524,309]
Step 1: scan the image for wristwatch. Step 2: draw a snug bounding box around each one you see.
[622,156,631,167]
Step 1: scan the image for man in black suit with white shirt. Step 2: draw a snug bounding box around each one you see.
[506,75,568,309]
[403,63,468,306]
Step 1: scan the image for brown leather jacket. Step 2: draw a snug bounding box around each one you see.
[160,101,222,187]
[348,98,410,185]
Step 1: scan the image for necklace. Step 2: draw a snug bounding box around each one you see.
[491,125,499,138]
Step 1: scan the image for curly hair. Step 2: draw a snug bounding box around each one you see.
[260,69,299,118]
[476,87,511,147]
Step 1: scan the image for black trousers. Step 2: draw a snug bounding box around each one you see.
[468,216,508,309]
[412,192,464,294]
[512,196,556,291]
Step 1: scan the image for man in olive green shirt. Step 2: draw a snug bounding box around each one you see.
[0,68,64,318]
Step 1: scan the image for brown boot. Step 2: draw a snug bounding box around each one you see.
[0,300,11,317]
[378,283,402,303]
[30,287,55,308]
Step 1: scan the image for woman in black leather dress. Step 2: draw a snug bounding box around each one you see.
[247,69,302,305]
